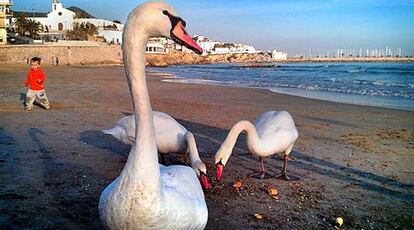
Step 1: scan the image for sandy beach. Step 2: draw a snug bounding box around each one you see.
[0,64,413,229]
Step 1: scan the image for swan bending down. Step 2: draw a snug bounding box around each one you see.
[215,111,299,181]
[103,112,211,189]
[99,2,208,229]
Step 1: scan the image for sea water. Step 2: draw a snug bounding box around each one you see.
[150,62,414,111]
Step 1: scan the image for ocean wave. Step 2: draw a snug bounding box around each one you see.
[330,77,412,88]
[273,83,413,99]
[154,63,414,101]
[347,68,366,73]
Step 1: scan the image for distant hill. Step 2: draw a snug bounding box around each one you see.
[67,6,95,18]
[13,11,48,18]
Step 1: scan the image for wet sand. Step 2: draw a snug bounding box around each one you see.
[0,64,413,229]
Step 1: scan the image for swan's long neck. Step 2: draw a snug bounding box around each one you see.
[220,120,261,161]
[117,19,161,195]
[185,132,202,164]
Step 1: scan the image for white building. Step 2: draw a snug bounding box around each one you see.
[99,29,122,44]
[75,18,123,31]
[212,47,231,54]
[271,50,288,60]
[230,43,257,54]
[193,34,220,55]
[76,18,124,45]
[146,37,168,54]
[0,0,12,44]
[25,0,75,32]
[11,0,126,43]
[194,34,258,55]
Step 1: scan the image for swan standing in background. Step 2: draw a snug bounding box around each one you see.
[102,112,211,189]
[99,2,208,229]
[215,111,299,181]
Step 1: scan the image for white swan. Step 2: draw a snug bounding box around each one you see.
[215,111,299,181]
[99,2,208,229]
[102,112,211,189]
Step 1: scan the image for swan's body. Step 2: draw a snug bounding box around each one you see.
[215,111,299,181]
[103,112,211,189]
[103,112,191,153]
[99,2,207,229]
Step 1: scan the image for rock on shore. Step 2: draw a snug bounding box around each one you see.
[146,49,272,67]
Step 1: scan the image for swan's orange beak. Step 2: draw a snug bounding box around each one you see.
[216,162,224,182]
[199,173,211,190]
[171,21,203,55]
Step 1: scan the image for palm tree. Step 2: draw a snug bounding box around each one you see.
[14,14,29,35]
[84,23,97,36]
[14,14,43,39]
[26,19,43,39]
[66,22,97,40]
[66,23,85,40]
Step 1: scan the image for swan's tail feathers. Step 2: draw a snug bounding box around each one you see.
[102,126,132,145]
[102,127,117,135]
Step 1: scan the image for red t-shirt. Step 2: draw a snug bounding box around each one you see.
[24,68,46,90]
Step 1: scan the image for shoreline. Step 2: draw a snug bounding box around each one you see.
[0,64,413,228]
[149,69,414,113]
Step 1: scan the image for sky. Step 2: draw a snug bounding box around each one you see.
[12,0,414,56]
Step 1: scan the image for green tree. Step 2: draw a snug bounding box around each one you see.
[26,19,43,39]
[14,14,28,35]
[14,14,43,39]
[84,23,98,36]
[66,22,98,40]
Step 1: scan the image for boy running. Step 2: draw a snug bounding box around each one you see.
[24,57,50,111]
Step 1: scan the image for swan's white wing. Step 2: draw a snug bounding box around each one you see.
[153,112,188,153]
[160,165,205,200]
[254,111,298,154]
[160,165,208,229]
[113,112,189,153]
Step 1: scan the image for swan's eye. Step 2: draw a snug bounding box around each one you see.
[163,10,185,28]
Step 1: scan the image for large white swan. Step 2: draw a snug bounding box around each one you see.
[99,2,208,229]
[102,112,211,189]
[215,111,299,181]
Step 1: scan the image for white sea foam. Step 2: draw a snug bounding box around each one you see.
[153,62,414,111]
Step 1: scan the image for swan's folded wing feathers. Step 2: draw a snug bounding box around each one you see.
[160,165,208,229]
[160,165,205,198]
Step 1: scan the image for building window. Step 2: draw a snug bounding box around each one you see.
[58,23,63,31]
[54,4,56,11]
[58,12,62,16]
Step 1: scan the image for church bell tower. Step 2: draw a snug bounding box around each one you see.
[52,0,61,12]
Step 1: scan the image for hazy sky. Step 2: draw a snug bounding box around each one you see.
[13,0,414,55]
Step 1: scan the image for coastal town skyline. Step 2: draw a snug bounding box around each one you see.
[11,0,414,56]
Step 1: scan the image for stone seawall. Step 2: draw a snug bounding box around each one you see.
[0,45,272,66]
[3,45,411,67]
[0,45,123,65]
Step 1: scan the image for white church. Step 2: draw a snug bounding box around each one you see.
[27,0,75,32]
[13,0,123,43]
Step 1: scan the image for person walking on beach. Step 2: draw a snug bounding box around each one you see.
[24,57,50,111]
[56,57,59,66]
